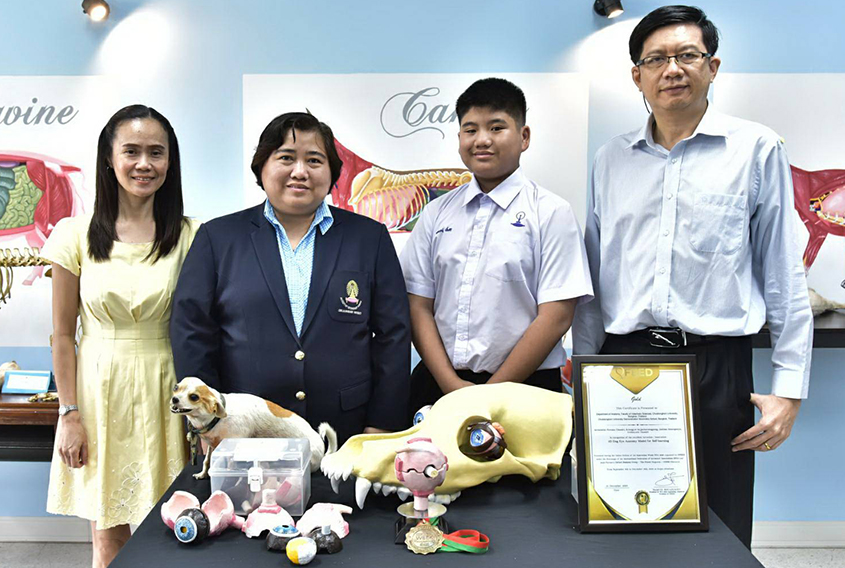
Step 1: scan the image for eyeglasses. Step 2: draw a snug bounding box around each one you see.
[636,51,712,71]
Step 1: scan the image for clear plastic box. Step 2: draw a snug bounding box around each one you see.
[208,438,311,516]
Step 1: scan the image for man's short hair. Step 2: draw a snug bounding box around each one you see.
[456,78,527,127]
[629,5,720,64]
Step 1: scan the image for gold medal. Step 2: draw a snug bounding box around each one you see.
[405,522,444,554]
[635,490,650,514]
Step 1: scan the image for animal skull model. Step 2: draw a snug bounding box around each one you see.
[321,383,573,508]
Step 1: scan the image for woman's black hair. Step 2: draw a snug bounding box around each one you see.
[250,111,343,189]
[88,104,185,263]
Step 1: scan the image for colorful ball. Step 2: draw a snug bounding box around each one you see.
[286,536,317,565]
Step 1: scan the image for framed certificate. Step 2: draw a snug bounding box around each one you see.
[572,355,708,532]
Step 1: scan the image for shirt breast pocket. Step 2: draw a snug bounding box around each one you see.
[689,192,747,254]
[327,270,370,323]
[484,232,534,282]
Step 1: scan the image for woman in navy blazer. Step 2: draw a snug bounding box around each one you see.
[170,112,411,443]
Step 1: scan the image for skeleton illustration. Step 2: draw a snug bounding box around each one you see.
[320,383,573,509]
[791,165,845,269]
[0,152,84,283]
[332,140,470,232]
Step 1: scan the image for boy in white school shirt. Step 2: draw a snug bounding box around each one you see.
[400,77,593,412]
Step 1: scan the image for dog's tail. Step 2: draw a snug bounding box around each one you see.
[318,422,338,455]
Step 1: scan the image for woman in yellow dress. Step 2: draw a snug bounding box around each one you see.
[42,105,199,567]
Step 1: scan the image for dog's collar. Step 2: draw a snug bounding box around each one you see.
[187,393,227,436]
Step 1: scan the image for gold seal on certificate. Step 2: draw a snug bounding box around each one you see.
[572,355,708,532]
[635,491,650,514]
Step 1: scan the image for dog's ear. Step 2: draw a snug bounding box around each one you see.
[213,401,227,419]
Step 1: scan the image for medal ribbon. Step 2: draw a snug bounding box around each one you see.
[421,518,489,554]
[439,530,489,554]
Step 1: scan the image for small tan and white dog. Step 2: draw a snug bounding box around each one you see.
[170,377,337,479]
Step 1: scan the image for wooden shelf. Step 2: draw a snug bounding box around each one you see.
[0,393,59,426]
[0,393,58,461]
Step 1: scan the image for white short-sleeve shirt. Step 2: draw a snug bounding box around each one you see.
[400,167,593,373]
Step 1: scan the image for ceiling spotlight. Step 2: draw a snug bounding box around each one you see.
[82,0,110,22]
[593,0,624,19]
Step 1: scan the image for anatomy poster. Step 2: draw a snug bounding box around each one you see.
[0,76,118,347]
[715,74,845,306]
[243,73,589,252]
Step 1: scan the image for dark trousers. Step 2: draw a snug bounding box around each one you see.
[601,333,755,548]
[409,361,563,414]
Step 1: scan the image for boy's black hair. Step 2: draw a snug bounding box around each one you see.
[456,78,527,127]
[629,5,720,64]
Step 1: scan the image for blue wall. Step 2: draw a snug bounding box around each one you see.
[1,0,843,524]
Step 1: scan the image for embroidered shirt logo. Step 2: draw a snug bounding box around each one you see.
[511,212,526,227]
[339,280,363,314]
[434,226,453,235]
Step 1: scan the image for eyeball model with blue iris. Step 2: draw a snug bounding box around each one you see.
[173,508,210,544]
[413,405,431,425]
[266,524,301,552]
[459,420,507,461]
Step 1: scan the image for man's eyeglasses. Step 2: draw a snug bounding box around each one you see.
[636,51,712,71]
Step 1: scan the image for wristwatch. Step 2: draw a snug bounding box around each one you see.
[58,404,79,417]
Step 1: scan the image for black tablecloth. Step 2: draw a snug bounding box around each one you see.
[114,460,762,567]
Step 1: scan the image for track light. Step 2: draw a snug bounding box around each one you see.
[593,0,623,19]
[82,0,110,22]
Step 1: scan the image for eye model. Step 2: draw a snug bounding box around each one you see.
[459,420,507,461]
[413,405,431,425]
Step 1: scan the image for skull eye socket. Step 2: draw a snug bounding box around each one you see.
[458,418,507,461]
[413,405,431,425]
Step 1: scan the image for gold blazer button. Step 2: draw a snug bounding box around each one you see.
[294,350,305,361]
[296,391,306,401]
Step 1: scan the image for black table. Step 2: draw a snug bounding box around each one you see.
[114,458,762,568]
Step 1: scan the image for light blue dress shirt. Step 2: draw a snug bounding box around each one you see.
[263,199,334,336]
[572,107,813,399]
[401,167,593,374]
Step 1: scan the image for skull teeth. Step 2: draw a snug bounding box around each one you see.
[320,456,348,494]
[430,491,461,505]
[397,487,411,501]
[355,476,373,509]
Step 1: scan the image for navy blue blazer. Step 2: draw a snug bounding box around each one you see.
[170,204,411,443]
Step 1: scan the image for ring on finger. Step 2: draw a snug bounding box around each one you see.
[764,442,772,451]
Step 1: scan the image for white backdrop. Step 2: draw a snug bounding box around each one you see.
[243,73,590,253]
[716,74,845,305]
[0,76,118,347]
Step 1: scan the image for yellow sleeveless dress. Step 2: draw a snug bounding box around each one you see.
[42,215,200,529]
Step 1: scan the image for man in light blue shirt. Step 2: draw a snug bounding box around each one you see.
[573,6,812,548]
